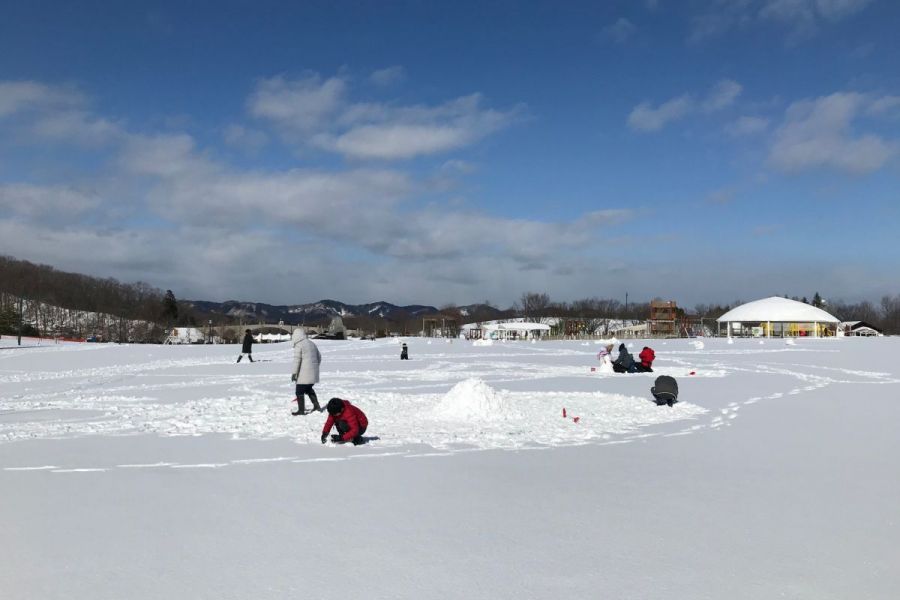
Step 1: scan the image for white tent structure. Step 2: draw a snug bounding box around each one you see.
[716,297,840,338]
[482,322,551,340]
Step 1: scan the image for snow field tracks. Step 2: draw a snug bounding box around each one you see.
[3,336,897,472]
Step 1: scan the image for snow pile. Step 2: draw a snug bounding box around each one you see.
[472,338,493,346]
[692,340,705,350]
[432,378,516,421]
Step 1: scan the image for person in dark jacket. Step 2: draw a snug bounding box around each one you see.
[612,343,635,373]
[651,375,679,407]
[633,347,655,373]
[400,343,409,360]
[237,329,254,363]
[321,398,368,445]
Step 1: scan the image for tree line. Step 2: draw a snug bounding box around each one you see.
[0,256,215,340]
[2,255,899,338]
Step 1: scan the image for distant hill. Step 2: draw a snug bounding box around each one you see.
[0,254,509,332]
[185,298,505,325]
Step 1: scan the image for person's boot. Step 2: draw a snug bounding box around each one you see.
[249,355,255,363]
[309,395,322,412]
[291,398,306,416]
[236,355,242,363]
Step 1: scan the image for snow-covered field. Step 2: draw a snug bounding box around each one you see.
[2,335,898,598]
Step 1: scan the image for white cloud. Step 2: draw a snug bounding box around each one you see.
[628,79,743,132]
[866,95,900,116]
[769,92,896,174]
[0,80,84,117]
[120,133,210,177]
[689,0,874,43]
[601,18,637,43]
[688,13,737,44]
[149,166,413,234]
[0,81,123,147]
[703,79,743,111]
[440,159,475,174]
[369,66,406,87]
[248,74,521,160]
[0,184,101,220]
[627,95,693,132]
[316,124,470,160]
[727,115,770,136]
[248,74,346,131]
[371,208,633,263]
[760,0,874,25]
[31,110,124,145]
[222,123,269,152]
[315,93,521,160]
[129,137,629,265]
[0,77,637,306]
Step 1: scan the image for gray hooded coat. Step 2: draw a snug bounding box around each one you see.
[291,328,321,384]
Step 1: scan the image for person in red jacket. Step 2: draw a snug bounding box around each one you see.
[321,398,369,445]
[634,347,655,372]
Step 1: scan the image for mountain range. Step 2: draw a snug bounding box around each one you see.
[186,298,505,325]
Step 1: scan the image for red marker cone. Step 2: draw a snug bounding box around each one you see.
[590,367,596,372]
[573,417,580,424]
[562,408,567,418]
[689,371,696,375]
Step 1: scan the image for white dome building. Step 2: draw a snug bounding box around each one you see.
[716,297,840,338]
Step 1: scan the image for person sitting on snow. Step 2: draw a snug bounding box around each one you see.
[612,343,636,373]
[321,398,369,445]
[633,346,656,373]
[651,375,679,407]
[400,342,409,360]
[596,343,615,374]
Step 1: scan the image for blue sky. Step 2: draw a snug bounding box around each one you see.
[1,0,898,308]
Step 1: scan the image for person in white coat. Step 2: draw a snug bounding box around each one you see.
[290,327,322,415]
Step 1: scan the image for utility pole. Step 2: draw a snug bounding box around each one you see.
[17,296,23,346]
[625,292,628,318]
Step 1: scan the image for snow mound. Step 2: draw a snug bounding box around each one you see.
[432,378,517,421]
[692,340,705,350]
[785,338,796,346]
[472,339,493,347]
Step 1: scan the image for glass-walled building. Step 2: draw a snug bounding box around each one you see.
[716,297,840,338]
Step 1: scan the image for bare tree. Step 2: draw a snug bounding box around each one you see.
[519,292,551,321]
